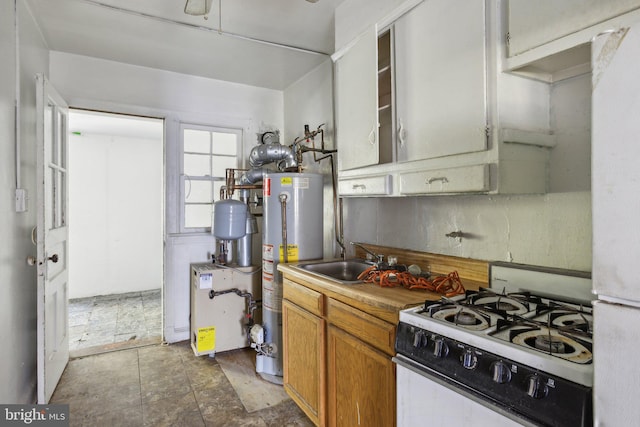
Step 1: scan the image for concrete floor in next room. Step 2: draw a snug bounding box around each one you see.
[50,342,313,427]
[68,290,162,357]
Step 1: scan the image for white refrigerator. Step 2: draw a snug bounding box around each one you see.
[592,21,640,426]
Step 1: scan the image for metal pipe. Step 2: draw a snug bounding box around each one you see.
[208,287,259,330]
[299,124,343,258]
[240,167,267,185]
[248,143,297,169]
[237,189,252,266]
[350,242,383,263]
[332,158,345,259]
[279,193,289,264]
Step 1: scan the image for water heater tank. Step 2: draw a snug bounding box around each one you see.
[213,199,247,239]
[257,172,323,383]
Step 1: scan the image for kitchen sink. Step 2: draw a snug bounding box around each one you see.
[295,259,373,284]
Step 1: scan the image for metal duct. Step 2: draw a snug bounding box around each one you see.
[248,143,297,169]
[240,167,268,185]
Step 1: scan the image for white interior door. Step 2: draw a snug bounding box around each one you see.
[36,73,70,404]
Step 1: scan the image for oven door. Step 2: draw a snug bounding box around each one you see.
[394,355,536,427]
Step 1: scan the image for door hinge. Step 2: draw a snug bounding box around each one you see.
[485,126,491,145]
[505,32,511,46]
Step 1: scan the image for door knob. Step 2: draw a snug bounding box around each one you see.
[48,254,59,263]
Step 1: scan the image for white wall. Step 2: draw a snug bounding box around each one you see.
[68,131,163,299]
[343,192,591,271]
[549,74,592,192]
[283,59,338,258]
[0,0,50,403]
[50,51,284,342]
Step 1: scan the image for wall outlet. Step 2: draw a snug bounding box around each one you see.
[15,188,27,213]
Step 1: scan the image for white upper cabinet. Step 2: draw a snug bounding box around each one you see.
[395,0,487,162]
[335,27,379,171]
[508,0,640,57]
[332,0,584,198]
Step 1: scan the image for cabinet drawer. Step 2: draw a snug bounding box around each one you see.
[399,164,489,195]
[326,298,395,356]
[338,174,392,196]
[283,278,324,317]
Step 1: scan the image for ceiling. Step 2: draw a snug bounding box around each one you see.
[24,0,342,90]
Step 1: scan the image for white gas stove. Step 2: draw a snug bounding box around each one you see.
[394,262,593,427]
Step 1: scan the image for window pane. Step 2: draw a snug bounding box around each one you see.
[45,103,55,164]
[60,170,67,227]
[212,156,237,177]
[184,153,211,176]
[55,170,63,228]
[57,110,66,168]
[48,168,55,230]
[185,180,212,203]
[184,129,211,153]
[212,132,237,155]
[185,204,212,228]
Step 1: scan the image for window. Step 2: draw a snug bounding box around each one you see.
[180,124,241,232]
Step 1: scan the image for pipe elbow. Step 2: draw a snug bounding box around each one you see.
[240,167,266,184]
[248,143,297,169]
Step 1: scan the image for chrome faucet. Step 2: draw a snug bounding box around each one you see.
[350,242,384,264]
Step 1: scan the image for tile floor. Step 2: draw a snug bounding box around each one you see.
[69,290,162,355]
[51,342,313,427]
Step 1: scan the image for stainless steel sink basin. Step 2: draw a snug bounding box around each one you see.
[296,259,372,284]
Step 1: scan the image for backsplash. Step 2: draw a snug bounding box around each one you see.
[343,191,591,272]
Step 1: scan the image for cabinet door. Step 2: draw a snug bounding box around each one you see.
[327,325,395,427]
[335,27,379,171]
[508,0,640,57]
[283,300,326,426]
[395,0,487,162]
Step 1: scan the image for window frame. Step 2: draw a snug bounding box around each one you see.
[179,123,243,234]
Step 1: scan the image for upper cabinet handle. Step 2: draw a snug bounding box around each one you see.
[398,120,406,147]
[368,127,376,145]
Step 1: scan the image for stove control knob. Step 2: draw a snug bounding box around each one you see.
[526,375,549,399]
[412,330,427,348]
[433,337,449,358]
[490,361,512,384]
[461,349,478,370]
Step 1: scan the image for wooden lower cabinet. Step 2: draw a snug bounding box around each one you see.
[327,325,395,427]
[283,299,326,427]
[282,277,397,427]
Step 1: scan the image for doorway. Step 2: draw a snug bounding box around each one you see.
[67,109,164,356]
